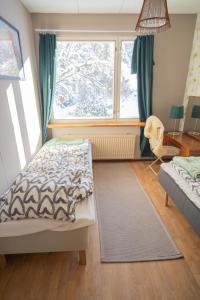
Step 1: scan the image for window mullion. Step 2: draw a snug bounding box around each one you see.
[115,38,121,120]
[113,41,118,120]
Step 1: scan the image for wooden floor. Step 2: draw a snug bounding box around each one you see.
[0,161,200,300]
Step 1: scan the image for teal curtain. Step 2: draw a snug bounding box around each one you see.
[131,35,154,157]
[39,34,56,143]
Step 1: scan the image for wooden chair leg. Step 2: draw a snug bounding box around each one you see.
[79,250,86,266]
[165,193,169,207]
[0,255,6,269]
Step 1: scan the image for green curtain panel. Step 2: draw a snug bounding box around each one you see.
[131,35,154,157]
[39,33,56,143]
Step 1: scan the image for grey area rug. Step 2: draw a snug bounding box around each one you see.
[94,162,183,262]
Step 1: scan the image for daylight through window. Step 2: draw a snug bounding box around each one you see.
[53,39,138,120]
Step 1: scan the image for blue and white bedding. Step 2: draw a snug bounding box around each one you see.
[0,140,93,223]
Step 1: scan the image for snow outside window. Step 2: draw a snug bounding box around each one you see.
[53,39,138,120]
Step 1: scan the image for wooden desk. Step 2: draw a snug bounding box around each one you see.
[164,133,200,156]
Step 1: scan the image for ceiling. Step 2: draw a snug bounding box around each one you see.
[21,0,200,14]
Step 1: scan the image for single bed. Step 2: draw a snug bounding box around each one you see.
[158,162,200,236]
[0,139,95,267]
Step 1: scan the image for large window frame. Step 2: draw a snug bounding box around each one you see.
[52,33,138,123]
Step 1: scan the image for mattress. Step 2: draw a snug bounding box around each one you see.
[0,140,95,238]
[159,163,200,236]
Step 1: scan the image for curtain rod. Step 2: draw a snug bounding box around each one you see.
[35,29,136,33]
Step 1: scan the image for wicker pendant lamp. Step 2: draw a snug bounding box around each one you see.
[135,0,171,35]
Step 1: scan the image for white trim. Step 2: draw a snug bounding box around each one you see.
[115,37,121,119]
[113,39,118,120]
[35,29,136,33]
[50,118,140,124]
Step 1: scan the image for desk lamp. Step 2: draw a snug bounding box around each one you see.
[190,105,200,135]
[168,105,184,135]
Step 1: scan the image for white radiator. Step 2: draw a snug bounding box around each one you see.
[62,134,136,160]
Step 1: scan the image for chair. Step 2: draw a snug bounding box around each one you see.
[144,115,180,175]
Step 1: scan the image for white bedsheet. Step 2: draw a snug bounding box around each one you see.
[0,194,95,237]
[161,163,200,209]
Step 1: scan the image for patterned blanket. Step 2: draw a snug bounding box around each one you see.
[0,141,93,223]
[170,161,200,197]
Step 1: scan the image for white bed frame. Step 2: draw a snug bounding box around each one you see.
[0,139,94,269]
[0,226,89,268]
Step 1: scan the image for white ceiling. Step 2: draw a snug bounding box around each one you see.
[21,0,200,14]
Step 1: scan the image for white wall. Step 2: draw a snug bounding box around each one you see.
[0,0,42,195]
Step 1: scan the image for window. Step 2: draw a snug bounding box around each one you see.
[54,41,114,119]
[53,38,138,120]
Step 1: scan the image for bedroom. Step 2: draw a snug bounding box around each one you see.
[0,0,200,299]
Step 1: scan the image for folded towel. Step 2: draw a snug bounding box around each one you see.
[46,138,84,146]
[173,156,200,179]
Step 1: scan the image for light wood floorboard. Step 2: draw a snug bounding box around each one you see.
[0,161,200,300]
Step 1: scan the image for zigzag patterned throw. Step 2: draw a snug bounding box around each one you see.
[0,141,93,223]
[170,161,200,196]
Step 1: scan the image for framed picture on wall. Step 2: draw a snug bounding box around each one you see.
[0,16,25,80]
